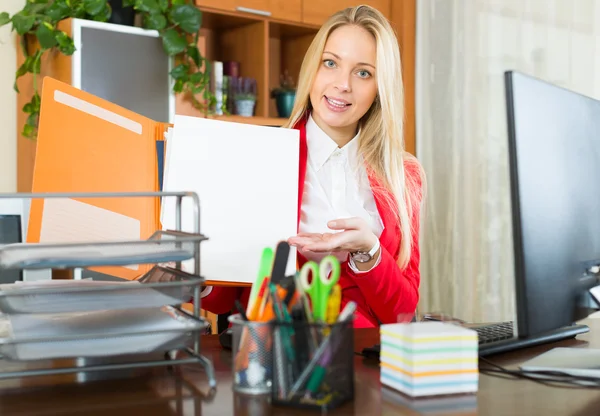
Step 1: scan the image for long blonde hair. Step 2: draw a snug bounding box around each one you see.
[284,5,424,269]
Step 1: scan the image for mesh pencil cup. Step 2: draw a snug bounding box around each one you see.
[270,317,355,411]
[229,313,273,395]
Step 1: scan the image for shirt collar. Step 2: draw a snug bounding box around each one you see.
[306,114,360,171]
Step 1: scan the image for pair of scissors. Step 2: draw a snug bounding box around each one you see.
[298,255,341,322]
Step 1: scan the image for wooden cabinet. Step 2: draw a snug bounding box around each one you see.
[302,0,390,26]
[197,0,302,23]
[195,0,236,12]
[236,0,302,22]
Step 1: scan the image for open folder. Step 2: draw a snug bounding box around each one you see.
[28,77,170,280]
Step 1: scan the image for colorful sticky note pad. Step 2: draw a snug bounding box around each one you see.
[379,322,479,397]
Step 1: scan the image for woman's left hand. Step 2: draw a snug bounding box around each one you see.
[288,217,378,253]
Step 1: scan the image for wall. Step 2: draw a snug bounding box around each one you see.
[0,0,24,192]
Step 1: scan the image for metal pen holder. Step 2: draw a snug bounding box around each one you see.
[270,318,355,411]
[229,313,273,395]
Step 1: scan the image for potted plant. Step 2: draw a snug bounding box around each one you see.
[0,0,212,139]
[271,70,295,118]
[232,76,257,117]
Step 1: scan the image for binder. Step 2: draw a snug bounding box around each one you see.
[28,77,170,280]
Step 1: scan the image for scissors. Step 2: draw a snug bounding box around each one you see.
[298,255,341,322]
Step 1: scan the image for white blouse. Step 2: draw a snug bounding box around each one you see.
[298,115,384,271]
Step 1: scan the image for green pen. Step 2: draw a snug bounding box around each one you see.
[269,283,296,361]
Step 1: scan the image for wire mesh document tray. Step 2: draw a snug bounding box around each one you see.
[0,265,202,314]
[0,191,206,270]
[0,232,207,270]
[0,191,216,388]
[0,305,208,361]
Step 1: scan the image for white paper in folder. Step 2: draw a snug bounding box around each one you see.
[161,115,299,284]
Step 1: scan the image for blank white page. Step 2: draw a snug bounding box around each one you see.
[161,115,299,284]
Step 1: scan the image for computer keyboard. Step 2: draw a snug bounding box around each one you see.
[472,321,514,344]
[360,321,516,359]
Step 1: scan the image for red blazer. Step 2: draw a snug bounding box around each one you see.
[199,116,423,328]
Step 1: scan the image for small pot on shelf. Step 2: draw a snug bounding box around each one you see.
[272,89,296,118]
[235,95,256,117]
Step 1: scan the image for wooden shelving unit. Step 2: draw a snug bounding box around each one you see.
[175,5,322,123]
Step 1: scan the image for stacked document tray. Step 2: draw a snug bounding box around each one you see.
[0,267,208,361]
[0,191,216,387]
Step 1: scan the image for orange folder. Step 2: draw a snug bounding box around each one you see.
[27,76,170,280]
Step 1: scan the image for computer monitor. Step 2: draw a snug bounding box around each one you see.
[475,71,600,356]
[505,70,600,331]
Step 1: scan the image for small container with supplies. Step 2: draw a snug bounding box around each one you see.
[232,241,358,409]
[270,304,356,410]
[229,313,273,395]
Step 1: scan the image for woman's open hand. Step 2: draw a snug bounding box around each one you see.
[288,217,378,253]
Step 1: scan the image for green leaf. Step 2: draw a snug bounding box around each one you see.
[0,12,11,28]
[134,0,159,14]
[171,0,185,5]
[122,0,135,7]
[143,13,167,30]
[92,3,111,21]
[26,113,38,127]
[170,63,189,80]
[161,28,186,56]
[187,45,200,67]
[22,124,35,139]
[55,31,75,55]
[16,59,30,78]
[84,0,107,15]
[23,102,33,114]
[36,22,57,49]
[32,92,41,112]
[173,79,184,93]
[189,71,204,84]
[46,0,71,21]
[158,0,168,12]
[24,2,48,14]
[14,58,31,93]
[12,12,35,35]
[169,4,201,34]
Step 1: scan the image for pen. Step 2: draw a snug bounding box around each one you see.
[247,247,274,316]
[269,283,296,361]
[325,284,341,324]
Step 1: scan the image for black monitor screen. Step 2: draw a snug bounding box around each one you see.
[0,215,22,283]
[505,71,600,337]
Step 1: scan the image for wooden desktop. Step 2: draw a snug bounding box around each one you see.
[0,318,598,415]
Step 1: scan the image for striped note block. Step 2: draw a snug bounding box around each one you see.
[379,322,479,397]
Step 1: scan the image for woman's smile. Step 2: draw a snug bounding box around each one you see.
[324,95,352,112]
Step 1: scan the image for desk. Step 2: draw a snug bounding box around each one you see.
[0,319,599,415]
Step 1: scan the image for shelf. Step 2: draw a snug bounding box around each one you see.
[210,115,287,126]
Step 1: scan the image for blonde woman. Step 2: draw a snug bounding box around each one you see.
[202,5,425,328]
